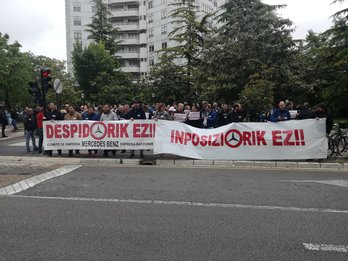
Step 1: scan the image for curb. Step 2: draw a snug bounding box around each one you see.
[0,156,346,170]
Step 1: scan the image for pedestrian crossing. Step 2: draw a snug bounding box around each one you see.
[8,140,38,147]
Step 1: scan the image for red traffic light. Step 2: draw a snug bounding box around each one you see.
[41,68,51,77]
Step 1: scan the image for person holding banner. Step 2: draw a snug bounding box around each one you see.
[44,103,63,157]
[82,106,99,156]
[64,106,82,157]
[231,103,246,122]
[201,103,218,129]
[129,100,146,158]
[270,101,291,122]
[100,104,118,157]
[173,103,187,123]
[186,105,202,128]
[218,104,233,126]
[153,103,172,121]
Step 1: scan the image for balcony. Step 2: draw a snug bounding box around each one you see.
[121,66,140,73]
[118,38,140,45]
[117,52,140,59]
[110,0,138,4]
[110,9,139,17]
[113,23,139,31]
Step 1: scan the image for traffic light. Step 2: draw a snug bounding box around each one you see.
[28,82,41,104]
[40,68,52,91]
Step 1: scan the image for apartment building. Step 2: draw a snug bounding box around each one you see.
[65,0,222,80]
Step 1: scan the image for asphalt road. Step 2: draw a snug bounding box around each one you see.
[0,166,347,260]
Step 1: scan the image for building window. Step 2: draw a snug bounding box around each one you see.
[74,30,82,39]
[149,58,155,66]
[73,16,81,26]
[149,44,154,52]
[148,1,153,9]
[161,42,167,49]
[149,28,154,38]
[127,4,138,10]
[128,46,140,53]
[128,32,138,39]
[148,14,154,23]
[73,2,81,12]
[161,10,167,20]
[161,25,167,35]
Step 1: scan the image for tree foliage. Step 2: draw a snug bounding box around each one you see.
[72,41,132,104]
[0,33,32,109]
[300,1,348,114]
[85,0,120,55]
[142,54,188,104]
[196,0,304,106]
[158,0,214,101]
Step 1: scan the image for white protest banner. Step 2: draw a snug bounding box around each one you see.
[154,119,328,160]
[188,112,200,121]
[43,120,155,150]
[173,113,187,122]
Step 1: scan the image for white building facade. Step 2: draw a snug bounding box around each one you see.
[65,0,222,80]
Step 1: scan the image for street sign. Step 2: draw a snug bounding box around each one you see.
[53,78,63,94]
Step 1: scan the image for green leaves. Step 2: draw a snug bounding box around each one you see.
[0,33,32,108]
[72,41,132,104]
[85,0,120,55]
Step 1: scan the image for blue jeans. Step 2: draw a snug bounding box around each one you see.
[38,128,43,152]
[12,119,17,130]
[25,130,38,151]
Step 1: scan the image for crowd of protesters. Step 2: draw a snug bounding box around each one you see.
[0,99,333,157]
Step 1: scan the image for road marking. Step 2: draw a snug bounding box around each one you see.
[0,165,81,196]
[303,243,348,253]
[8,141,34,146]
[3,195,348,214]
[280,180,348,188]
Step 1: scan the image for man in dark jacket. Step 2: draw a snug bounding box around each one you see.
[271,101,291,122]
[314,104,334,135]
[23,108,38,152]
[218,104,233,126]
[129,100,146,158]
[298,102,314,120]
[231,103,246,122]
[0,108,8,138]
[44,102,63,156]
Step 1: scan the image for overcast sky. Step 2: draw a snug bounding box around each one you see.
[0,0,345,61]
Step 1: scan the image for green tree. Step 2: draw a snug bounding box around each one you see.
[85,0,120,55]
[300,0,348,115]
[72,41,132,104]
[0,33,32,109]
[163,0,214,101]
[144,54,188,104]
[197,0,303,106]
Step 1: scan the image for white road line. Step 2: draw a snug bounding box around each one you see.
[280,180,348,188]
[4,195,348,214]
[0,165,81,196]
[303,243,348,253]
